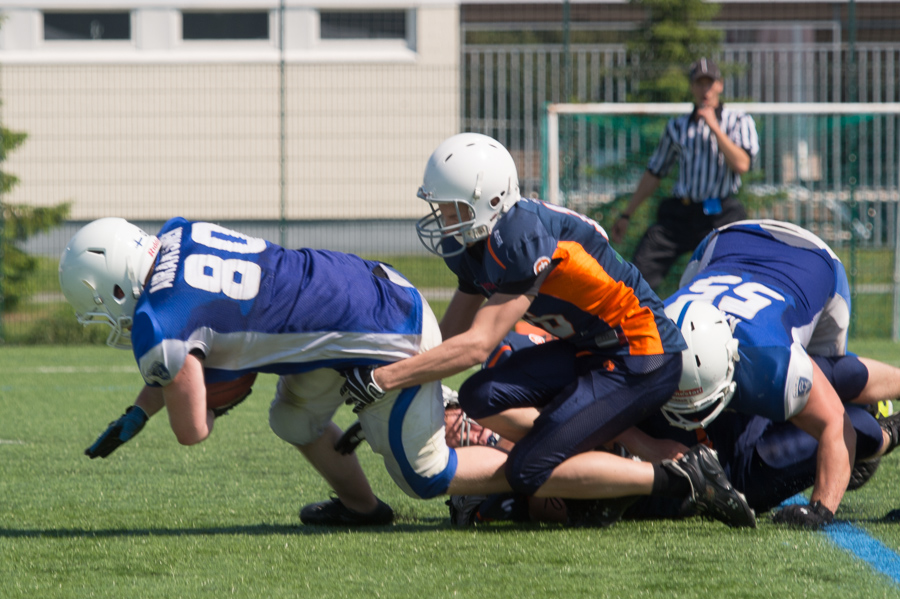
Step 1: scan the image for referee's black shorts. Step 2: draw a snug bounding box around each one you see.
[631,195,746,289]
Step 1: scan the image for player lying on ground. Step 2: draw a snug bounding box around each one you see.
[65,217,754,527]
[337,329,900,529]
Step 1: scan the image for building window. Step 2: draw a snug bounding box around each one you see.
[43,12,131,40]
[182,11,269,40]
[320,11,407,40]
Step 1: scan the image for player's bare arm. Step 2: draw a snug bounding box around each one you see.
[439,289,485,340]
[135,385,165,416]
[373,292,534,392]
[163,352,215,446]
[789,359,855,514]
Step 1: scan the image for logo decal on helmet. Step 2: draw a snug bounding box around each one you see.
[673,386,704,398]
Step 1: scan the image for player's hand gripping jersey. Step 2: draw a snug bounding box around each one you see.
[132,218,426,387]
[666,220,851,421]
[442,199,685,363]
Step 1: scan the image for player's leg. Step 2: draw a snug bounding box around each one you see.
[295,422,385,512]
[731,406,882,514]
[498,352,679,496]
[359,379,510,498]
[852,357,900,406]
[269,370,392,524]
[812,354,900,460]
[458,339,578,442]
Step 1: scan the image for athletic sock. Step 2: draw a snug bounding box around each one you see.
[650,463,691,498]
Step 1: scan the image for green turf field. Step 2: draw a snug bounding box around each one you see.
[3,344,900,598]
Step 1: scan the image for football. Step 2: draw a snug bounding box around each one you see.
[206,372,258,411]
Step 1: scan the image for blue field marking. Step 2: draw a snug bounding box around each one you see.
[782,494,900,585]
[826,522,900,584]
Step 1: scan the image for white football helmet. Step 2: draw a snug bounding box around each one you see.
[416,133,521,257]
[58,218,161,349]
[663,300,740,430]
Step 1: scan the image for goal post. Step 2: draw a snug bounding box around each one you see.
[543,102,900,339]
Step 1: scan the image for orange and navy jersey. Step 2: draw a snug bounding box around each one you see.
[443,199,686,358]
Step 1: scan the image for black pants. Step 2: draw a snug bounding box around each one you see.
[631,196,746,289]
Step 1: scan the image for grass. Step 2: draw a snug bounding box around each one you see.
[2,343,900,598]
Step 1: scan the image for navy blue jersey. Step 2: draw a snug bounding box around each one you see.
[444,199,686,359]
[133,218,425,386]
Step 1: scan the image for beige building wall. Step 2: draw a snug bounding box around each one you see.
[0,3,460,222]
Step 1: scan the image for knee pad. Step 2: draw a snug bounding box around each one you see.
[504,444,553,496]
[269,396,322,446]
[458,370,497,420]
[847,405,883,459]
[813,354,868,402]
[832,355,869,402]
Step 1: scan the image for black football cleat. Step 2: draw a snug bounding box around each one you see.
[877,409,900,457]
[300,497,393,526]
[848,458,881,491]
[662,445,757,528]
[447,494,490,527]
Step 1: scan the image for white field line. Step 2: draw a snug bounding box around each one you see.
[17,366,136,374]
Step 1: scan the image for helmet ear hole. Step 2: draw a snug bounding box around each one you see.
[113,285,125,300]
[490,196,502,208]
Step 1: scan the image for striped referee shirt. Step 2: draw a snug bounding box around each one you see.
[646,104,759,203]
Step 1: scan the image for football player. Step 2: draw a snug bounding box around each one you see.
[338,134,756,528]
[61,217,508,525]
[665,219,869,528]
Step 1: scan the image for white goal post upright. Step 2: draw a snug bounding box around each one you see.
[544,101,900,339]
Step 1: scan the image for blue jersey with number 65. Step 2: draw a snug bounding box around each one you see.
[132,218,425,387]
[665,220,851,422]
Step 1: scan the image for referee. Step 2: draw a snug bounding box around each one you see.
[611,57,760,289]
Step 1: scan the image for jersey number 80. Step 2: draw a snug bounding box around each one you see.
[183,223,265,301]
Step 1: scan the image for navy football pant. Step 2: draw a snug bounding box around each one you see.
[459,340,682,496]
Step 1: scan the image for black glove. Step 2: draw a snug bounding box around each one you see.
[340,366,386,414]
[772,501,835,529]
[210,388,253,418]
[334,420,367,455]
[85,405,149,459]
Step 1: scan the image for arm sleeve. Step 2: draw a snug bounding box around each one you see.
[457,275,481,296]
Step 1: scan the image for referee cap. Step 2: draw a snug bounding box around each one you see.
[689,57,722,83]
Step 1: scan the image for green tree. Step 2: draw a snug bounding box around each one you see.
[581,0,725,297]
[1,125,71,313]
[626,0,723,103]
